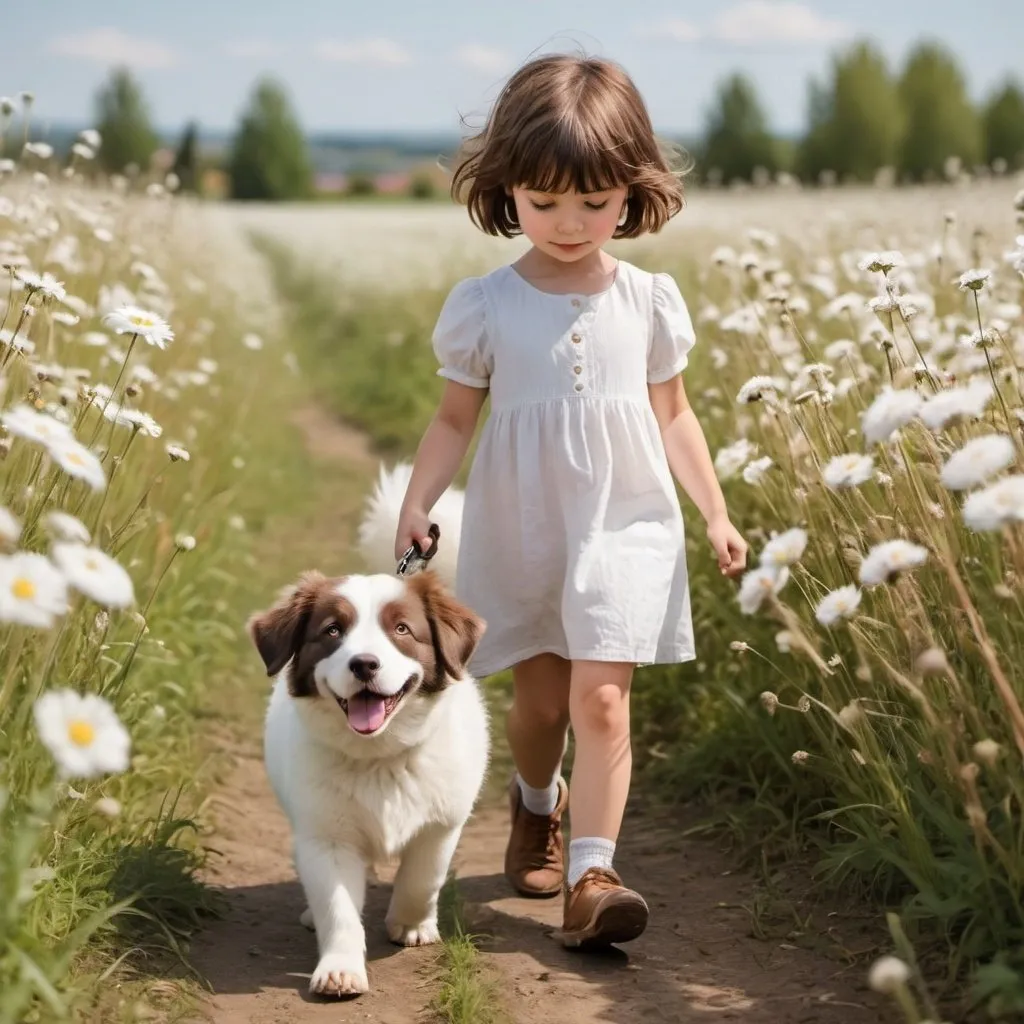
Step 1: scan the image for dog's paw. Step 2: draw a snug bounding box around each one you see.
[299,907,315,931]
[386,917,441,946]
[309,953,368,998]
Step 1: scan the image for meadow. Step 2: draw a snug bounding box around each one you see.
[3,125,1024,1023]
[0,146,323,1021]
[241,176,1024,1022]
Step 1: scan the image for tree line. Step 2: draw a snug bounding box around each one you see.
[84,36,1024,200]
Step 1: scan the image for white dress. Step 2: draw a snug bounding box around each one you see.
[432,259,697,678]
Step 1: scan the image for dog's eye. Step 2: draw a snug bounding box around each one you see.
[395,623,410,635]
[325,624,341,638]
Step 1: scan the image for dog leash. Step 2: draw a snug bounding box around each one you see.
[396,523,440,577]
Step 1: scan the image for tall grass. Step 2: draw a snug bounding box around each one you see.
[262,179,1024,1019]
[0,116,309,1020]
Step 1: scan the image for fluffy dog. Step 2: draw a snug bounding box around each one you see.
[248,467,486,998]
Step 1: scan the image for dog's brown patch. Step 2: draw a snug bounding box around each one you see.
[405,571,486,692]
[247,573,355,698]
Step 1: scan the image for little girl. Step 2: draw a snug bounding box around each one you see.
[395,53,747,949]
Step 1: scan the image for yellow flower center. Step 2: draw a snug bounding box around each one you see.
[67,452,84,466]
[130,315,155,328]
[12,577,35,600]
[85,557,99,571]
[68,720,95,746]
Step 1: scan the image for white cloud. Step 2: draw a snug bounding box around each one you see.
[635,19,702,43]
[314,38,411,67]
[634,2,852,48]
[711,1,853,46]
[49,27,180,69]
[222,39,277,60]
[455,44,512,75]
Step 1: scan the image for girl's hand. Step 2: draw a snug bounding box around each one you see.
[706,515,748,578]
[395,505,433,562]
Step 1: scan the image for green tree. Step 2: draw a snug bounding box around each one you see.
[983,79,1024,169]
[228,78,312,201]
[171,120,200,194]
[798,40,902,184]
[700,74,777,184]
[94,67,159,174]
[897,41,982,180]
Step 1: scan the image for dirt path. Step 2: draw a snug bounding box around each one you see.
[188,404,892,1024]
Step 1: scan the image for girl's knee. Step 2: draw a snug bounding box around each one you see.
[570,680,630,738]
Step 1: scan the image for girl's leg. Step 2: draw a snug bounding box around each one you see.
[507,653,571,792]
[557,659,647,949]
[567,659,634,845]
[504,653,572,897]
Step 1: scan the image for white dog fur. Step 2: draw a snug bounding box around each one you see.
[249,466,486,999]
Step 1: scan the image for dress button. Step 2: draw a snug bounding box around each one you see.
[571,333,582,343]
[574,382,585,392]
[573,365,583,374]
[571,298,581,308]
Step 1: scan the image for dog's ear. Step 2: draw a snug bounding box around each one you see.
[409,571,485,680]
[247,571,327,677]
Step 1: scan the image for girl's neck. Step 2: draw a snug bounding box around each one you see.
[513,246,618,294]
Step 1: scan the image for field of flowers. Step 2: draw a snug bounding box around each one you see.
[253,176,1024,1020]
[0,112,319,1021]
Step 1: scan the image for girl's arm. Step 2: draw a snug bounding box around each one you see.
[648,375,748,577]
[395,381,488,559]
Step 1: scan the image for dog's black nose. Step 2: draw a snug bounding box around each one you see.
[349,655,380,683]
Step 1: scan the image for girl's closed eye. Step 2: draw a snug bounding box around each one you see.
[584,200,609,210]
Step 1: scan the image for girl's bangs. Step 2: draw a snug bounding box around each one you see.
[509,120,632,195]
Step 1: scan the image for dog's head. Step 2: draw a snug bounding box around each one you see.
[246,570,485,738]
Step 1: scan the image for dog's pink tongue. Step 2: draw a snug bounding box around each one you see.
[348,692,387,734]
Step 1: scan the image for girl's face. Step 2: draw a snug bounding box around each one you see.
[510,186,628,263]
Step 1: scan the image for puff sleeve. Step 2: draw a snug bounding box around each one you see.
[431,277,492,388]
[648,272,696,383]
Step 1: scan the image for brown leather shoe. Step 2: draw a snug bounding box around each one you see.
[555,867,649,949]
[504,776,568,898]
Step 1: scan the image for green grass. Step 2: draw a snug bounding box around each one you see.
[433,876,504,1024]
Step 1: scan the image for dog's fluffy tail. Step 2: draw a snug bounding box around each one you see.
[356,462,464,589]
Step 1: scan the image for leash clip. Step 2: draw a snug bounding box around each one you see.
[396,523,440,577]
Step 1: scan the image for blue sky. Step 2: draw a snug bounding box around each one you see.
[14,0,1021,135]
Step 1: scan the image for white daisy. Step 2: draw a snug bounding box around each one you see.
[815,584,862,626]
[102,406,162,438]
[859,540,929,586]
[858,251,904,274]
[47,438,106,491]
[714,438,757,480]
[102,305,174,349]
[165,443,190,462]
[919,380,994,431]
[15,269,66,301]
[736,376,784,404]
[80,331,111,347]
[43,511,91,544]
[0,552,69,627]
[0,404,75,447]
[761,528,808,569]
[941,434,1015,491]
[861,388,923,444]
[958,268,992,292]
[242,332,264,351]
[78,128,102,149]
[33,689,131,779]
[738,566,789,614]
[51,543,134,608]
[868,956,911,995]
[823,452,875,489]
[742,455,773,485]
[0,328,34,354]
[0,506,21,545]
[962,475,1024,532]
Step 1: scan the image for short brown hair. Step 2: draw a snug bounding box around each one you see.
[451,54,686,239]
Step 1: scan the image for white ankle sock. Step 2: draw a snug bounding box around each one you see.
[516,774,560,816]
[567,837,616,887]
